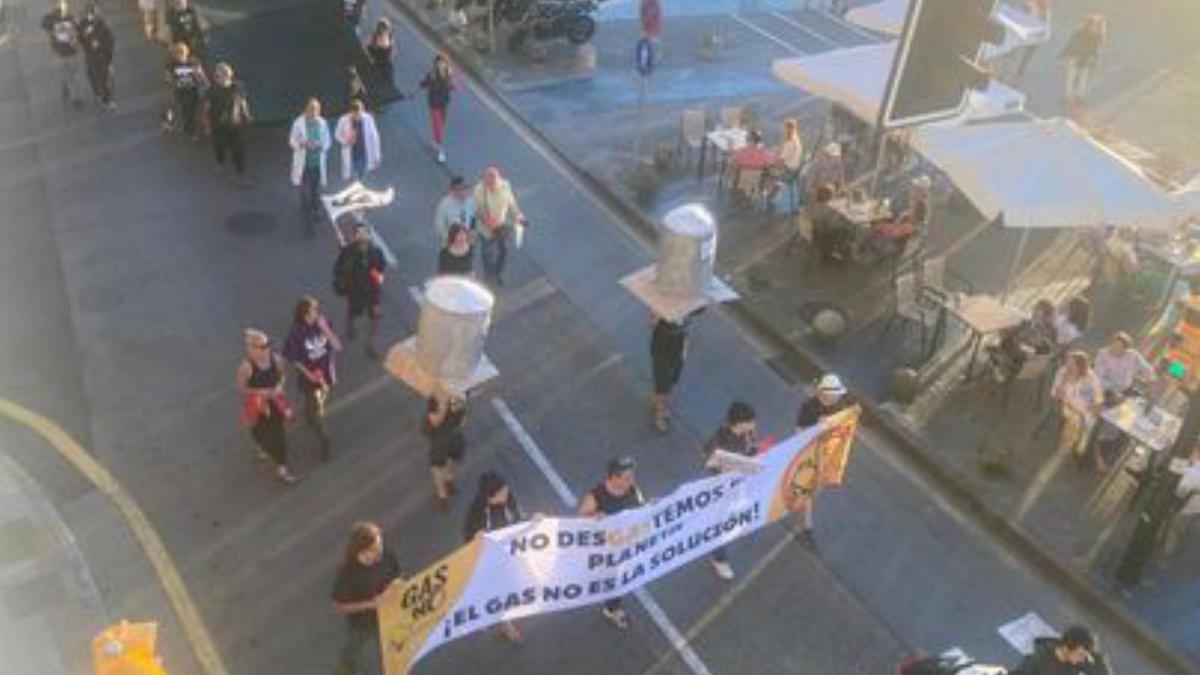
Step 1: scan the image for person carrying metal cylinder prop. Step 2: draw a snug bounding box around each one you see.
[424,392,467,513]
[649,314,688,433]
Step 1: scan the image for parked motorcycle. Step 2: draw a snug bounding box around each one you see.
[501,0,599,53]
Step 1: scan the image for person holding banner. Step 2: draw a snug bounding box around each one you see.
[462,472,525,643]
[794,374,855,544]
[702,401,758,580]
[331,521,401,675]
[578,457,645,630]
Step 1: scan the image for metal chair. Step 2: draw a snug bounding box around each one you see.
[677,108,706,166]
[732,167,768,208]
[882,272,932,357]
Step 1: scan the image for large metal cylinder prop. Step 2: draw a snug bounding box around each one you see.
[416,276,494,385]
[654,203,717,297]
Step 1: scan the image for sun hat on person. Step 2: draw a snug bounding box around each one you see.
[816,374,846,395]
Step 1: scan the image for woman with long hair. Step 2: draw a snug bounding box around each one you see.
[365,19,395,91]
[419,53,456,163]
[282,296,341,459]
[437,223,474,276]
[1050,350,1103,461]
[462,472,524,642]
[331,521,400,674]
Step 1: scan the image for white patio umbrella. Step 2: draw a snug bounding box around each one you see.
[911,118,1188,231]
[771,42,1025,125]
[1176,174,1200,219]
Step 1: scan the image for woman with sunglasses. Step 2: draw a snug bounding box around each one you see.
[236,329,296,484]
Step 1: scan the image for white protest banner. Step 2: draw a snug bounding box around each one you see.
[378,407,861,674]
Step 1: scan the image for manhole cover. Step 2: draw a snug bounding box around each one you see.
[225,211,277,236]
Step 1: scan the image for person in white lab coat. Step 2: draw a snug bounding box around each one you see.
[289,97,331,227]
[335,99,381,183]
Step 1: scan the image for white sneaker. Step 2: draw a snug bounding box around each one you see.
[436,148,446,163]
[710,559,734,580]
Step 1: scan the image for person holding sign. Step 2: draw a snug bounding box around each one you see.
[331,522,402,675]
[702,401,758,580]
[578,457,645,630]
[462,472,525,643]
[794,374,855,546]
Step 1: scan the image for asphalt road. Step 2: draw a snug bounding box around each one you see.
[0,0,1191,674]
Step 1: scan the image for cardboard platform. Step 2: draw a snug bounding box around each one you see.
[619,265,739,322]
[384,338,499,397]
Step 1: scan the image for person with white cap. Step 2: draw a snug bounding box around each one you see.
[794,373,855,544]
[801,142,845,203]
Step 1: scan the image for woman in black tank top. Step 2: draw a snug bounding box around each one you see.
[578,457,643,629]
[236,329,295,484]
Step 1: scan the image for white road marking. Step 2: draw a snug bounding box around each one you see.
[729,14,808,56]
[768,11,839,49]
[491,397,715,675]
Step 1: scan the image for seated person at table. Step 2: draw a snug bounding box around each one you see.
[1094,331,1153,400]
[988,299,1056,382]
[1053,295,1091,350]
[858,175,930,261]
[801,142,845,202]
[729,129,779,171]
[1092,331,1156,470]
[809,184,852,263]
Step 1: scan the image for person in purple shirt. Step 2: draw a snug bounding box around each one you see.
[282,296,342,458]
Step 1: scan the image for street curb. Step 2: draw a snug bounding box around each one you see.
[387,2,1195,672]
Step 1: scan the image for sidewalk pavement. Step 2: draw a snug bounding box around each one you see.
[391,0,1200,668]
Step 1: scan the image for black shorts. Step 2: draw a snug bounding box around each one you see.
[348,292,381,320]
[652,357,683,394]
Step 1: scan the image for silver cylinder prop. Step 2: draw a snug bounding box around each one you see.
[654,203,717,297]
[416,276,495,384]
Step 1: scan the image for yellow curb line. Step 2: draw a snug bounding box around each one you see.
[0,399,230,675]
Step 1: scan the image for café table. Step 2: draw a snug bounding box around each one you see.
[828,196,892,229]
[933,294,1027,379]
[698,127,748,183]
[1085,397,1183,518]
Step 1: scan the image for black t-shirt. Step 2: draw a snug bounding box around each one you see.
[167,7,201,44]
[206,82,247,125]
[41,11,79,57]
[437,246,473,275]
[78,17,114,63]
[331,550,401,631]
[795,394,855,430]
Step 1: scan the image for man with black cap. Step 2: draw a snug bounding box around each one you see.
[578,457,644,630]
[794,373,855,544]
[1009,625,1110,675]
[702,401,758,580]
